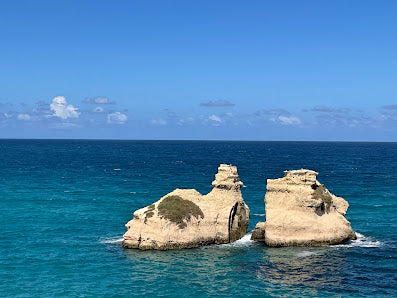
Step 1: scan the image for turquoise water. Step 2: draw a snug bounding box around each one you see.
[0,140,396,297]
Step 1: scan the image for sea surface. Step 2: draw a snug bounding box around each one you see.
[0,140,396,297]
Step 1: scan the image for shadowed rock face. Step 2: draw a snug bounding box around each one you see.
[251,169,356,246]
[122,164,250,250]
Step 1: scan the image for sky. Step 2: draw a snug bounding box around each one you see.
[0,0,397,141]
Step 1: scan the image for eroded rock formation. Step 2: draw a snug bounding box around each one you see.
[122,164,250,250]
[251,169,356,246]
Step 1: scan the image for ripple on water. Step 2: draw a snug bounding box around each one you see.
[100,237,124,244]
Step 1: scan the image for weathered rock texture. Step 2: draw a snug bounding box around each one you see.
[122,164,250,250]
[251,169,356,246]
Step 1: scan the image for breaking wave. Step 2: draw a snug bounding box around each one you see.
[336,232,382,248]
[223,233,254,247]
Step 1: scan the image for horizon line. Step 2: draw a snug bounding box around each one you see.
[0,138,396,143]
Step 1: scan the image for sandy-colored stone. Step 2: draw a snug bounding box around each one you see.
[251,169,356,246]
[122,164,250,250]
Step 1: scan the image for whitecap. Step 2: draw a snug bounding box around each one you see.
[113,168,121,171]
[100,237,124,244]
[130,191,136,194]
[335,232,382,248]
[253,213,265,217]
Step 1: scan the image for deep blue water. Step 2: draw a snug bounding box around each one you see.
[0,140,396,297]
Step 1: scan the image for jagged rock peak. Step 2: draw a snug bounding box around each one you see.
[211,164,243,190]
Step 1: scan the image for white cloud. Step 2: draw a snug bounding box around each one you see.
[177,117,194,125]
[55,122,81,128]
[84,97,115,104]
[200,100,235,107]
[150,119,167,125]
[107,112,127,124]
[208,114,222,123]
[50,96,80,120]
[4,112,13,119]
[94,97,110,104]
[207,114,223,126]
[93,106,105,113]
[277,115,302,125]
[17,114,31,121]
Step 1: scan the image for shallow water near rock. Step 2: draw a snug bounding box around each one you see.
[0,140,396,296]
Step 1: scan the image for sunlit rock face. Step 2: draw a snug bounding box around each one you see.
[251,169,356,246]
[122,164,250,250]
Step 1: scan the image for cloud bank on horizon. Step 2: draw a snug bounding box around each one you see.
[0,1,396,140]
[0,95,396,140]
[0,96,128,132]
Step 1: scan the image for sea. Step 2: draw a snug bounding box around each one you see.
[0,140,396,297]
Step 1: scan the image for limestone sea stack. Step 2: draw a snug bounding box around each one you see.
[251,169,356,246]
[122,164,250,250]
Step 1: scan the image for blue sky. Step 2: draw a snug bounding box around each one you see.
[1,0,396,140]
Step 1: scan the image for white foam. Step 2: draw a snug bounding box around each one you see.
[253,213,265,217]
[113,168,121,171]
[224,233,254,247]
[336,232,382,248]
[296,251,317,257]
[100,237,124,244]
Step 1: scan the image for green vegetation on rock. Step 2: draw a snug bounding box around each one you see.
[144,204,155,223]
[312,184,333,213]
[158,195,204,229]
